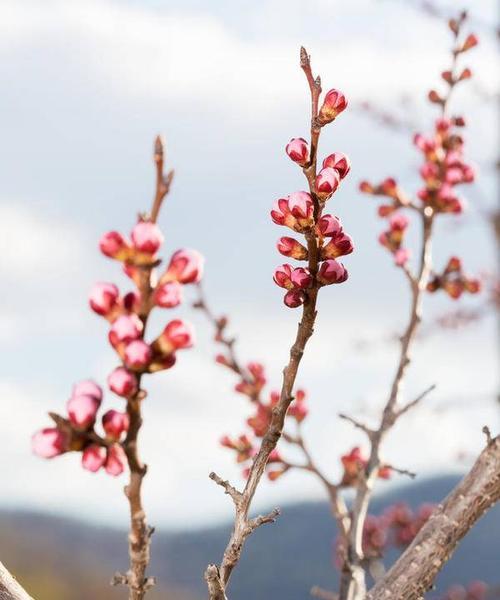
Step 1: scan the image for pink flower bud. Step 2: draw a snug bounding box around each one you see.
[428,89,444,104]
[317,214,342,237]
[124,340,153,370]
[359,181,374,194]
[273,265,312,290]
[154,280,183,308]
[322,152,351,179]
[318,89,348,125]
[321,232,354,259]
[99,231,130,261]
[317,259,348,285]
[67,394,100,430]
[156,319,195,354]
[82,445,106,472]
[291,267,312,288]
[32,428,68,458]
[378,205,397,218]
[89,282,119,317]
[389,213,409,231]
[285,137,309,166]
[148,353,177,373]
[462,33,478,52]
[109,314,143,346]
[105,444,127,476]
[316,167,340,199]
[108,367,138,397]
[394,248,410,267]
[277,237,308,260]
[72,380,103,402]
[131,221,164,254]
[122,290,141,313]
[162,249,205,284]
[102,410,130,440]
[271,192,314,232]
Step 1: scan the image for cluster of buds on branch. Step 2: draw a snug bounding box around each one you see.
[32,137,204,600]
[272,70,352,308]
[428,256,481,299]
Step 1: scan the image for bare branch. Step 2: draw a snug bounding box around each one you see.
[367,435,500,600]
[204,565,227,600]
[338,413,374,438]
[0,562,34,600]
[311,585,339,600]
[395,383,437,419]
[209,472,243,506]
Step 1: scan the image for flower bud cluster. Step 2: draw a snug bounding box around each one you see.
[32,380,129,476]
[427,256,481,299]
[340,446,391,486]
[274,85,352,308]
[34,211,204,476]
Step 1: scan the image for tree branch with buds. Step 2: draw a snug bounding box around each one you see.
[32,136,204,600]
[203,47,352,598]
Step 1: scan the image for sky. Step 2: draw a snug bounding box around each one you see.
[0,0,498,530]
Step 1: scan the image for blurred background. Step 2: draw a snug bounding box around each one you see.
[0,0,498,598]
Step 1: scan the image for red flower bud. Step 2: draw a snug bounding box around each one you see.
[359,181,374,194]
[131,221,164,254]
[67,394,100,430]
[72,380,103,402]
[317,259,348,285]
[124,340,152,370]
[156,319,195,354]
[102,410,130,440]
[105,444,127,476]
[277,237,308,260]
[273,264,312,289]
[428,89,444,104]
[99,231,130,261]
[109,314,143,346]
[285,137,310,166]
[461,33,478,52]
[108,367,138,397]
[318,89,348,125]
[317,214,342,237]
[162,249,205,284]
[321,232,354,259]
[284,289,307,308]
[89,282,120,317]
[394,248,410,267]
[271,192,314,232]
[155,281,183,308]
[316,167,340,199]
[82,445,106,472]
[322,152,351,179]
[32,428,68,459]
[458,67,472,81]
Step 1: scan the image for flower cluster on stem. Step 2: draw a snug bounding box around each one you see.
[32,137,203,600]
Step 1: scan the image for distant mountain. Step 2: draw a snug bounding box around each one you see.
[1,474,498,599]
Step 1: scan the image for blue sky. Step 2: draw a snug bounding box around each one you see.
[0,0,498,529]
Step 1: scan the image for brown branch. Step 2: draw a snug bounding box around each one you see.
[0,563,34,600]
[205,47,328,599]
[367,434,500,600]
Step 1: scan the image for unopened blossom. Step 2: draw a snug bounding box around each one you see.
[285,137,309,166]
[321,231,354,259]
[82,445,106,472]
[273,264,312,290]
[67,394,100,430]
[109,314,143,346]
[277,237,308,260]
[32,428,68,459]
[124,340,152,370]
[108,366,138,397]
[316,214,342,238]
[322,152,351,179]
[270,192,314,232]
[102,410,130,440]
[316,167,340,200]
[105,444,127,476]
[72,380,103,402]
[154,281,183,308]
[99,231,130,261]
[161,249,205,284]
[318,89,348,125]
[317,259,348,285]
[89,282,120,317]
[131,221,164,255]
[284,289,307,308]
[155,319,195,355]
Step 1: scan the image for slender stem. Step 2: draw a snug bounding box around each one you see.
[0,562,35,600]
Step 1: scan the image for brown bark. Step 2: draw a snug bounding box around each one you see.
[366,435,500,600]
[0,563,34,600]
